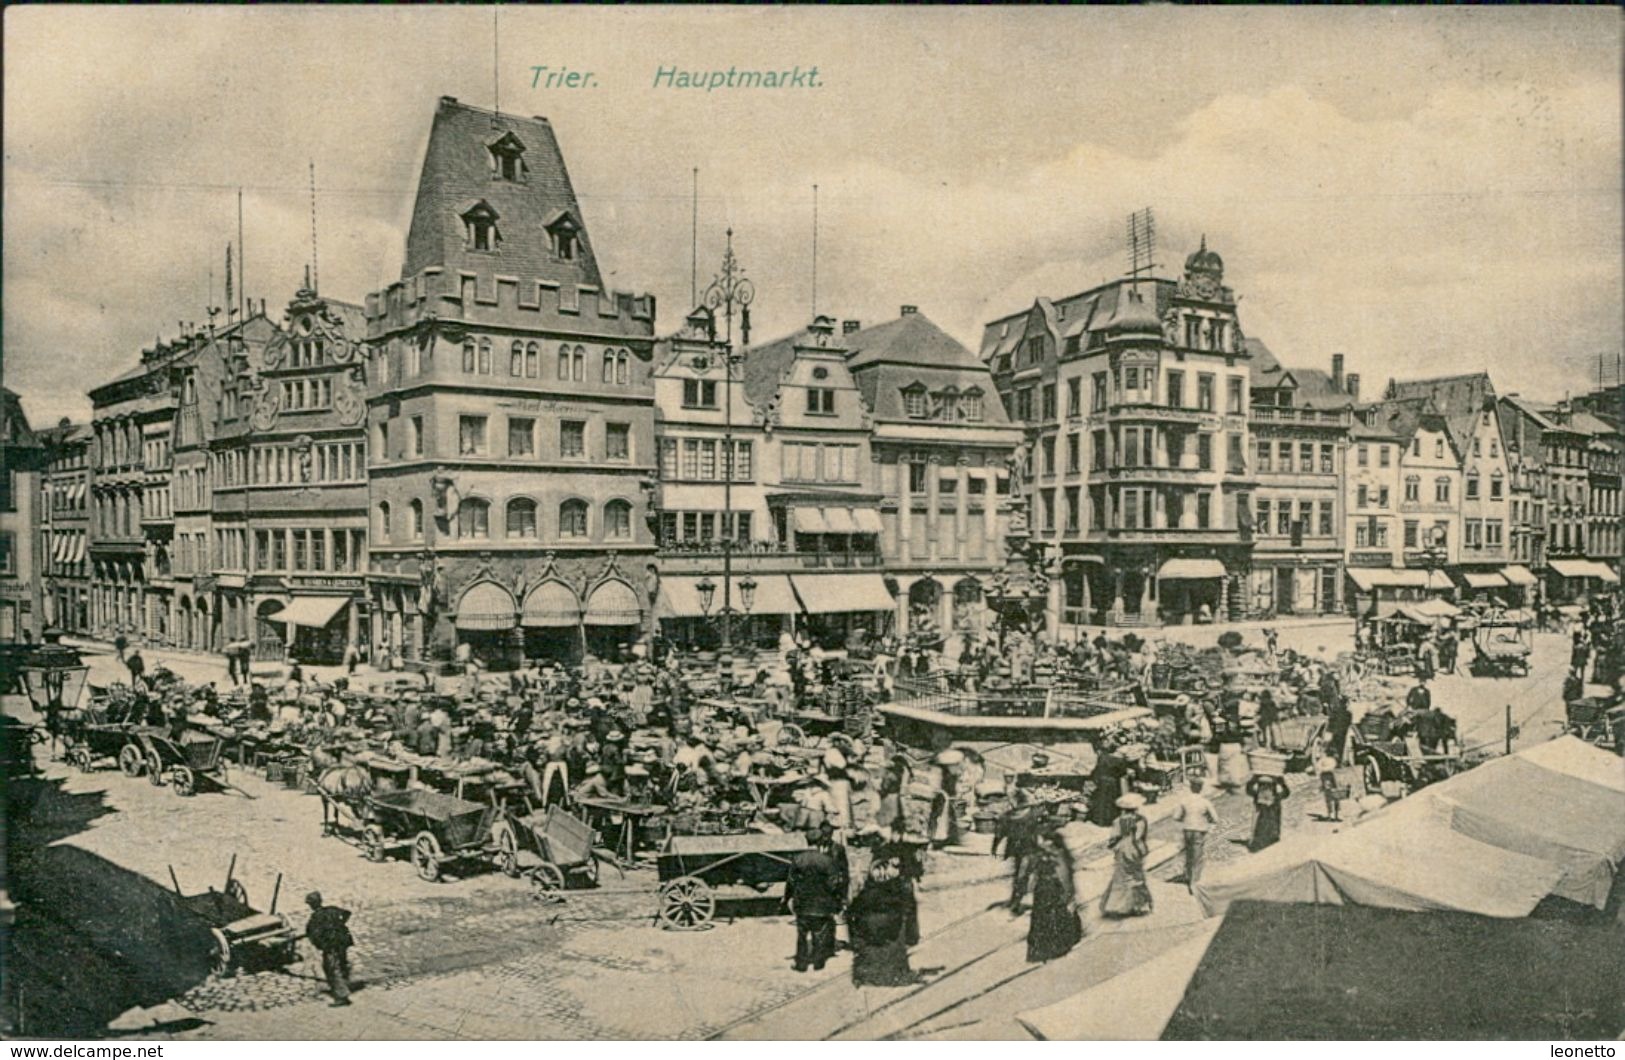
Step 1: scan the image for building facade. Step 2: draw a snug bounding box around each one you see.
[362,97,658,668]
[1497,395,1550,581]
[1,389,46,641]
[38,421,91,635]
[983,241,1256,627]
[1247,348,1355,616]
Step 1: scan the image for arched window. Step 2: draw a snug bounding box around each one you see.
[506,497,538,538]
[459,498,490,539]
[601,348,615,383]
[604,499,632,540]
[557,344,570,380]
[377,502,391,542]
[409,499,424,539]
[616,350,630,385]
[559,499,588,539]
[462,339,477,374]
[477,338,492,375]
[510,340,525,376]
[525,341,539,378]
[572,345,585,382]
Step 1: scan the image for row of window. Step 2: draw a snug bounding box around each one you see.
[249,528,369,574]
[657,511,753,546]
[281,377,334,412]
[374,336,635,388]
[1401,475,1455,504]
[781,442,860,484]
[901,387,985,422]
[376,498,633,544]
[658,438,753,482]
[1254,498,1337,538]
[50,482,87,514]
[1260,440,1337,475]
[1463,519,1506,550]
[93,420,143,468]
[1464,471,1506,501]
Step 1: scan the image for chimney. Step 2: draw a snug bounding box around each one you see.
[900,305,918,316]
[1346,373,1361,402]
[842,320,861,335]
[1331,354,1345,392]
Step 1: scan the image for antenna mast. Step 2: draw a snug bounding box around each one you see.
[1127,207,1157,283]
[691,168,699,308]
[811,184,819,318]
[237,187,245,321]
[308,161,319,294]
[492,7,501,121]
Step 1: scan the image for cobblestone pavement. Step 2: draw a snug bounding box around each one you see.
[8,620,1581,1039]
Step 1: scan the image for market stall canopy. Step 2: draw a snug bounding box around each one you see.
[791,573,895,614]
[1409,597,1460,619]
[1193,795,1564,919]
[1458,570,1507,589]
[1514,735,1625,794]
[657,574,796,618]
[1428,754,1625,908]
[1159,901,1625,1040]
[265,596,348,629]
[521,580,579,628]
[454,582,517,631]
[583,580,641,626]
[1157,558,1226,580]
[1500,565,1537,586]
[1346,568,1430,591]
[1548,558,1597,579]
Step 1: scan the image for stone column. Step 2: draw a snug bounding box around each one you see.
[1142,567,1156,622]
[954,457,970,564]
[1112,569,1125,620]
[896,454,912,563]
[926,454,941,561]
[982,461,998,561]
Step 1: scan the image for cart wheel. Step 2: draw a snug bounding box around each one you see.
[226,877,249,907]
[412,831,443,882]
[209,928,235,978]
[118,744,145,777]
[528,862,566,902]
[146,749,165,786]
[584,853,601,887]
[362,824,386,862]
[493,822,521,878]
[70,748,93,772]
[171,766,196,797]
[777,723,805,748]
[658,875,715,930]
[1361,757,1383,796]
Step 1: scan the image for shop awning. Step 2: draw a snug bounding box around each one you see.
[583,580,642,626]
[71,536,85,564]
[1500,565,1537,587]
[454,581,517,631]
[822,507,857,534]
[1347,568,1429,591]
[791,573,895,614]
[852,508,884,534]
[53,536,69,563]
[1458,570,1507,589]
[1548,559,1594,579]
[1157,558,1226,580]
[792,507,828,534]
[266,595,349,629]
[1587,561,1620,584]
[657,574,797,619]
[521,580,579,628]
[1425,569,1453,591]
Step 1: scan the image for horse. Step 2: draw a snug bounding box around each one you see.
[316,764,373,835]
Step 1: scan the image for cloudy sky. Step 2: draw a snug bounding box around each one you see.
[4,6,1620,425]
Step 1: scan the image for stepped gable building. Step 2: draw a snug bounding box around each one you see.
[363,97,657,667]
[1246,344,1355,616]
[844,308,1023,639]
[981,238,1256,628]
[38,420,91,636]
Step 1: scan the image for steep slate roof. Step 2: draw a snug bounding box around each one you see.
[844,313,1012,424]
[1248,338,1353,411]
[979,278,1173,364]
[1371,395,1459,457]
[402,97,603,289]
[1,388,41,449]
[739,326,816,407]
[1385,373,1496,456]
[1499,394,1561,433]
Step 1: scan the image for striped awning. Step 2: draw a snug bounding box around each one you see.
[822,507,858,534]
[266,596,349,629]
[1158,558,1226,580]
[71,536,85,564]
[1458,570,1507,590]
[791,573,895,614]
[792,507,828,534]
[454,581,518,631]
[583,580,642,626]
[521,580,580,628]
[1500,565,1537,587]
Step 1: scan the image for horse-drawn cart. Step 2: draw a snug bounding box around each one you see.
[493,802,611,900]
[655,832,809,930]
[358,788,501,882]
[62,709,157,774]
[1470,619,1533,678]
[133,730,250,797]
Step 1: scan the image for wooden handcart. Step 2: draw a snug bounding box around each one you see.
[168,856,299,977]
[358,787,501,882]
[493,802,616,900]
[133,730,251,797]
[655,831,809,930]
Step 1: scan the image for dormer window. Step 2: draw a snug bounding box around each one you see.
[461,201,500,252]
[902,384,928,419]
[488,133,527,183]
[544,211,581,261]
[961,389,984,422]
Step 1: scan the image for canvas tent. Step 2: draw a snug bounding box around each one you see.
[1513,734,1625,794]
[1193,795,1565,919]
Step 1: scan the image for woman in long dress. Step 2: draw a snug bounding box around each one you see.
[849,840,925,986]
[1099,794,1153,917]
[1026,826,1083,962]
[1246,774,1290,851]
[1085,744,1127,827]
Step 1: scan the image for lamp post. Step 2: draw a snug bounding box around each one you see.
[20,628,89,753]
[702,230,755,668]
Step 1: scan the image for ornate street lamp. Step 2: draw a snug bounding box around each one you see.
[20,628,89,750]
[696,576,717,617]
[702,230,755,668]
[738,575,758,616]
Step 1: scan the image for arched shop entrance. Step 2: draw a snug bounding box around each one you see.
[582,579,642,662]
[256,599,287,661]
[455,581,520,670]
[522,580,582,665]
[907,578,944,639]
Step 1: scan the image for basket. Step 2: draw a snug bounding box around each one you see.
[1247,750,1289,777]
[1329,785,1353,800]
[972,811,1000,835]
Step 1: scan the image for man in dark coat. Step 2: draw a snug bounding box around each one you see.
[786,824,846,972]
[304,891,355,1006]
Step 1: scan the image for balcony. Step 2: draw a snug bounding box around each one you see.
[655,541,885,572]
[1093,464,1213,485]
[1249,406,1352,427]
[1102,526,1242,545]
[1106,402,1211,425]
